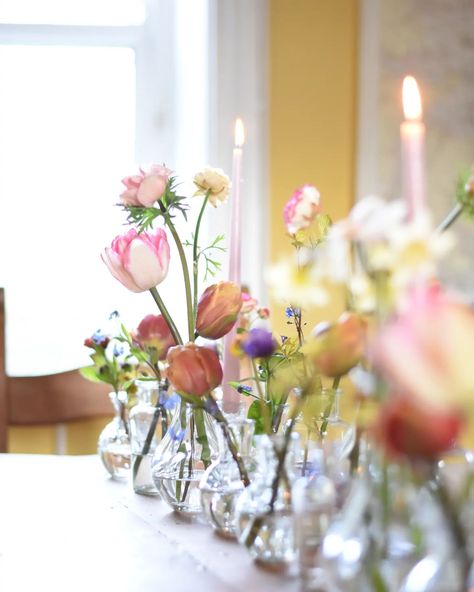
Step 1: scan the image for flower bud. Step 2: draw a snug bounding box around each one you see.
[374,395,462,461]
[303,312,366,377]
[166,343,223,397]
[134,314,176,360]
[196,282,242,339]
[102,228,170,293]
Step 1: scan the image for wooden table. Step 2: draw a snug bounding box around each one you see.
[0,454,300,592]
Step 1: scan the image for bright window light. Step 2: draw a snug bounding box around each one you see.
[0,0,146,26]
[0,45,152,375]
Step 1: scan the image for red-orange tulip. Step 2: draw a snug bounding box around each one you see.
[196,281,242,340]
[166,343,223,397]
[134,314,176,360]
[374,395,462,461]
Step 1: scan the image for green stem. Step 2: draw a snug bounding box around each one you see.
[160,204,194,342]
[251,358,271,434]
[212,404,250,486]
[132,395,166,482]
[192,192,210,323]
[149,287,183,345]
[194,407,211,470]
[437,202,464,233]
[319,378,340,438]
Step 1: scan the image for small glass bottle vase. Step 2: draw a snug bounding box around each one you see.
[199,418,255,538]
[97,391,131,479]
[129,379,170,496]
[151,401,220,514]
[235,432,300,567]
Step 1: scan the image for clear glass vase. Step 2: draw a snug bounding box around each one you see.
[97,391,131,479]
[199,417,256,538]
[129,379,172,496]
[235,432,300,567]
[293,473,337,591]
[151,401,220,514]
[320,459,469,592]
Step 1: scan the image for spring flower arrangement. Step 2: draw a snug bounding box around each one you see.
[266,174,474,589]
[99,163,252,505]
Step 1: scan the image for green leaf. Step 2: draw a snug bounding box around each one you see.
[247,399,273,435]
[79,366,102,383]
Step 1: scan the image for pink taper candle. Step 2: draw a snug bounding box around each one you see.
[401,76,426,221]
[222,118,245,413]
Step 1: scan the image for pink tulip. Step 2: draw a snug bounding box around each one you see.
[134,314,176,360]
[195,282,242,340]
[283,184,320,234]
[102,228,170,293]
[374,285,474,411]
[120,164,172,207]
[166,343,223,397]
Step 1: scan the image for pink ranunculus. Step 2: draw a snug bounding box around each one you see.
[283,184,321,234]
[374,284,474,411]
[120,164,172,207]
[101,228,170,293]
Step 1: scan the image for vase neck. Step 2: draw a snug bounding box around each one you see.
[135,378,168,405]
[321,388,342,422]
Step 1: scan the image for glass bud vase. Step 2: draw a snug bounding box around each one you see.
[129,379,171,496]
[235,432,300,568]
[199,418,256,538]
[293,474,337,592]
[151,401,220,514]
[97,391,131,479]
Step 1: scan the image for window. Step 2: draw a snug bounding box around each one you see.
[0,0,211,375]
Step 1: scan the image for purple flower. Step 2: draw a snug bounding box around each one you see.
[160,391,180,410]
[168,426,185,442]
[242,328,276,358]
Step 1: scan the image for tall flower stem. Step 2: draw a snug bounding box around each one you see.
[212,404,250,487]
[149,287,183,345]
[160,204,194,342]
[192,192,210,322]
[251,358,271,434]
[437,202,463,233]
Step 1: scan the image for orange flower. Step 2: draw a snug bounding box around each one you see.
[303,312,367,377]
[166,343,222,397]
[195,282,242,339]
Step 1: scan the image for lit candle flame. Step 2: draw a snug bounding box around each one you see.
[234,118,245,147]
[403,76,422,121]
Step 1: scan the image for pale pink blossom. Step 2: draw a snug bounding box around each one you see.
[374,285,474,411]
[102,228,170,292]
[283,185,320,234]
[120,164,172,207]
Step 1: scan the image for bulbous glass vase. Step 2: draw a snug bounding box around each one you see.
[199,417,256,538]
[151,401,220,514]
[129,379,175,496]
[235,432,300,567]
[97,391,131,479]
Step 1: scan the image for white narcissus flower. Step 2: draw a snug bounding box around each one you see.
[265,256,329,308]
[193,166,231,207]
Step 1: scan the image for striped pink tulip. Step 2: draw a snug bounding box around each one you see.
[102,228,170,292]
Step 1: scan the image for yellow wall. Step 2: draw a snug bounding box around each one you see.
[269,0,359,335]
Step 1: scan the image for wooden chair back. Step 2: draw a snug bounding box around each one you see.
[0,288,113,452]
